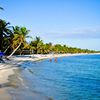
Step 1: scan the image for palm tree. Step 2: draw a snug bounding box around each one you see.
[42,43,52,54]
[8,26,30,57]
[0,19,12,51]
[30,36,43,54]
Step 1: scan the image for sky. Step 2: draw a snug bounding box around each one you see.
[0,0,100,50]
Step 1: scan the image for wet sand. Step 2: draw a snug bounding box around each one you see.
[0,88,12,100]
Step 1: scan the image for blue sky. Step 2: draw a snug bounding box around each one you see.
[0,0,100,50]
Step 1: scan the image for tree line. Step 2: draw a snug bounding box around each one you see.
[0,19,99,56]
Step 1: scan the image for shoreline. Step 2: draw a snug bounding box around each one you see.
[0,53,100,85]
[0,53,100,99]
[11,53,98,62]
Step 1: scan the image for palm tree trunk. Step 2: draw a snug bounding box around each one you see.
[7,42,22,58]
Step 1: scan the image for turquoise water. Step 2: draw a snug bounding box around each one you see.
[20,54,100,100]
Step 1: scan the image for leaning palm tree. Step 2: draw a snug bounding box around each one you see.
[8,26,30,57]
[0,19,12,51]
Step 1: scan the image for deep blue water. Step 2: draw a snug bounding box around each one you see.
[20,54,100,100]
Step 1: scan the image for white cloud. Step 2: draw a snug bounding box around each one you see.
[41,27,100,39]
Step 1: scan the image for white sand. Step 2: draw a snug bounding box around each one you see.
[0,63,17,100]
[12,53,86,62]
[0,63,16,84]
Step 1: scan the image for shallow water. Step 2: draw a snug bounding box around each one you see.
[18,54,100,100]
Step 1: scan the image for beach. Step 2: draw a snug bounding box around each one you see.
[0,53,78,100]
[0,63,17,100]
[0,54,69,100]
[0,53,99,100]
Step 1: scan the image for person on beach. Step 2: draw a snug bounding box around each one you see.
[0,50,5,63]
[50,58,52,62]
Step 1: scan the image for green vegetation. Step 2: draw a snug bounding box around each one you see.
[8,26,30,57]
[0,7,99,56]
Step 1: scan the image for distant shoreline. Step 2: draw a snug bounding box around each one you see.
[11,53,100,62]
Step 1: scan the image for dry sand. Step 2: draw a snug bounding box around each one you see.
[0,63,17,100]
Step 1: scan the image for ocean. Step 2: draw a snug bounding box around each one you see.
[13,54,100,100]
